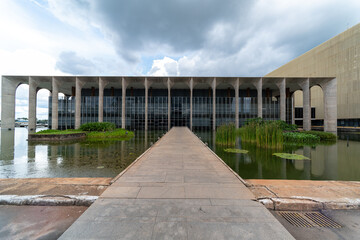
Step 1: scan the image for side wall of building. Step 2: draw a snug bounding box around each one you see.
[266,23,360,122]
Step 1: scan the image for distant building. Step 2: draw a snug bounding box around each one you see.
[1,76,336,132]
[267,23,360,128]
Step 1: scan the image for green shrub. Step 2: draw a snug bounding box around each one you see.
[239,119,283,149]
[216,123,236,146]
[283,132,320,144]
[80,122,116,132]
[303,131,337,141]
[36,129,83,134]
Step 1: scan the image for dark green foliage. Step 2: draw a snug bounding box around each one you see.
[239,119,284,149]
[303,131,337,141]
[216,123,236,146]
[36,129,83,134]
[283,132,320,144]
[80,122,116,132]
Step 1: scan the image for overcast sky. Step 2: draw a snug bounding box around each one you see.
[1,0,359,120]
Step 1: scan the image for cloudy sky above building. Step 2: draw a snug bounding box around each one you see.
[0,0,359,119]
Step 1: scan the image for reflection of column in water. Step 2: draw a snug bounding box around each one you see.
[74,143,81,165]
[235,137,240,173]
[97,147,104,165]
[303,146,311,179]
[121,140,125,164]
[27,144,36,159]
[0,130,15,160]
[145,131,148,149]
[324,144,338,179]
[212,131,216,152]
[311,145,324,177]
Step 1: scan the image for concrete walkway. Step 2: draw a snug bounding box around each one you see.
[60,127,294,239]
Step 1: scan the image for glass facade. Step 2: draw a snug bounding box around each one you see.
[49,89,292,130]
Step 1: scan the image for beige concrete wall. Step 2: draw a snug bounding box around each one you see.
[266,23,360,120]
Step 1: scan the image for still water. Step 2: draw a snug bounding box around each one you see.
[0,128,360,180]
[0,128,164,178]
[195,131,360,181]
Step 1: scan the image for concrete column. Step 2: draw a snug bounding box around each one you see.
[1,77,22,129]
[299,78,311,131]
[235,78,239,128]
[212,78,216,131]
[28,77,39,131]
[144,78,149,131]
[167,77,171,131]
[98,77,108,122]
[276,78,286,121]
[190,77,193,130]
[254,78,263,118]
[122,77,128,129]
[322,78,337,133]
[75,77,85,129]
[51,77,59,130]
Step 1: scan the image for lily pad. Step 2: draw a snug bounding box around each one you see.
[273,153,310,160]
[224,148,249,154]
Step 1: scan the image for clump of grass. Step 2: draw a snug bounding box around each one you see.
[273,153,310,160]
[283,132,320,144]
[36,129,84,134]
[80,122,116,132]
[224,148,248,154]
[86,128,134,141]
[303,131,337,141]
[216,123,236,146]
[239,119,283,149]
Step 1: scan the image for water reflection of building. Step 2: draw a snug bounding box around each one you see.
[1,76,337,133]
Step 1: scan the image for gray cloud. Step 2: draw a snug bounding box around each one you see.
[56,51,95,75]
[49,0,360,76]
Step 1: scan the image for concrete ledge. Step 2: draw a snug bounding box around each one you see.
[28,132,86,141]
[248,179,360,211]
[0,195,98,206]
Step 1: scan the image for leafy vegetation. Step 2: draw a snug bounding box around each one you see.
[303,131,337,141]
[216,123,236,146]
[79,122,116,132]
[86,128,134,141]
[224,148,248,154]
[273,153,310,160]
[283,132,320,144]
[35,122,134,141]
[36,129,84,134]
[238,119,284,149]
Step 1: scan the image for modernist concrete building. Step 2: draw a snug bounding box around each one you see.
[1,76,337,132]
[267,23,360,128]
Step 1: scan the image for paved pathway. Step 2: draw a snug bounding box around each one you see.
[60,127,294,239]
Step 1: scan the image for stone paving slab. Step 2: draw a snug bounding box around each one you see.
[60,127,294,239]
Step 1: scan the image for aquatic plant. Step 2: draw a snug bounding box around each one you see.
[80,122,116,131]
[302,131,337,141]
[36,129,84,134]
[239,119,284,149]
[273,153,310,160]
[283,132,320,144]
[216,123,236,146]
[224,148,248,154]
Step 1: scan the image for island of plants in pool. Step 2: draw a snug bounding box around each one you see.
[216,118,337,149]
[32,122,134,141]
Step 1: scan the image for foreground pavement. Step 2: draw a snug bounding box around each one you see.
[248,179,360,211]
[272,209,360,240]
[0,205,86,239]
[60,127,294,239]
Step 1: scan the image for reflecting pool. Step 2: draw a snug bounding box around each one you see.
[0,128,164,178]
[1,128,360,180]
[195,131,360,181]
